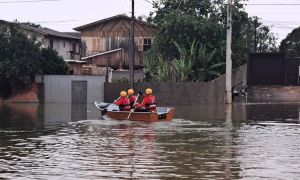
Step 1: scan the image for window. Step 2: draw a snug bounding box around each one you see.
[92,39,96,51]
[138,38,143,51]
[97,39,101,51]
[143,38,152,51]
[49,38,53,49]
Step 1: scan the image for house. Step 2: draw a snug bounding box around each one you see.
[74,14,155,71]
[0,20,84,74]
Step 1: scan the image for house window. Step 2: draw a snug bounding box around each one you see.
[49,38,53,49]
[92,39,96,51]
[143,38,152,51]
[138,38,143,51]
[97,39,101,51]
[71,42,76,59]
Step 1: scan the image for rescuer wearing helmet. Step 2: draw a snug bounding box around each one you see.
[114,91,131,111]
[134,88,157,113]
[127,88,137,109]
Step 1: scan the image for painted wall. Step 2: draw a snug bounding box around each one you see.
[36,75,105,103]
[43,37,80,60]
[43,103,101,124]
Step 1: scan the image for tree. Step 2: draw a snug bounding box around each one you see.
[146,0,278,81]
[40,48,68,75]
[0,23,68,98]
[247,17,278,53]
[0,25,42,84]
[279,26,300,57]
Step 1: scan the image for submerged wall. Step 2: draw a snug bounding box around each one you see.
[36,75,105,103]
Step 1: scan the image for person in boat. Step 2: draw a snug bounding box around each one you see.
[114,91,131,111]
[127,88,137,109]
[134,88,157,113]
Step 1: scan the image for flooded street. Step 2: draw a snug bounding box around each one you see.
[1,103,300,179]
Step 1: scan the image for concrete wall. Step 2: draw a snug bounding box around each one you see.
[43,103,102,124]
[104,65,247,105]
[36,75,105,103]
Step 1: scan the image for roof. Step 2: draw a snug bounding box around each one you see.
[81,48,122,60]
[64,32,81,38]
[74,14,155,31]
[0,19,80,40]
[41,28,80,40]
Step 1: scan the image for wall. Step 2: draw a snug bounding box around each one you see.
[248,53,286,85]
[67,63,83,75]
[44,37,80,60]
[286,58,300,85]
[43,103,101,124]
[80,17,154,66]
[104,65,247,105]
[36,75,105,103]
[110,70,144,82]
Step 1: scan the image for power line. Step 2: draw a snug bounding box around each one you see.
[143,0,152,4]
[136,0,152,10]
[0,0,60,3]
[245,3,300,5]
[35,18,100,24]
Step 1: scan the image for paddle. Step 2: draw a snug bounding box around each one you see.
[113,96,121,103]
[126,94,140,120]
[95,96,121,119]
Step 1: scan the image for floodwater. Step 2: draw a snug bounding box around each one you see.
[1,103,300,179]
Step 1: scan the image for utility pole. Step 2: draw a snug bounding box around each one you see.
[225,0,233,104]
[129,0,135,89]
[254,17,258,53]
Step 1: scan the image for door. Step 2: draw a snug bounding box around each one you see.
[71,81,87,121]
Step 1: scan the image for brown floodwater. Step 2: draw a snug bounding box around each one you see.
[0,103,300,179]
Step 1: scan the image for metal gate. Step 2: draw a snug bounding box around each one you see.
[248,53,286,85]
[71,81,87,121]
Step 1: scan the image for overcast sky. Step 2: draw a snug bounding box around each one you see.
[0,0,300,43]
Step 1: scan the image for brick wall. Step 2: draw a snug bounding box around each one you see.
[104,64,247,105]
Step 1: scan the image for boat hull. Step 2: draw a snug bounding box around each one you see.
[105,108,175,122]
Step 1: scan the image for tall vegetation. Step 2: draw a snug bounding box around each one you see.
[0,24,68,98]
[144,40,224,82]
[144,0,278,82]
[279,26,300,57]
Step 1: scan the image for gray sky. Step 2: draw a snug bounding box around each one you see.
[1,0,299,43]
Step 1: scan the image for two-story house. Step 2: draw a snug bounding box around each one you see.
[74,14,155,70]
[0,20,84,74]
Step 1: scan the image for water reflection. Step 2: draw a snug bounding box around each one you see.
[0,103,300,179]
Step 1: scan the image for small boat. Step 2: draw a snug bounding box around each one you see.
[94,102,175,122]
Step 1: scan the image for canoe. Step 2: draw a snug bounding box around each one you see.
[94,102,175,122]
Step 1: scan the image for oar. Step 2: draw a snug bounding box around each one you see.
[113,96,121,103]
[95,96,121,119]
[126,94,139,120]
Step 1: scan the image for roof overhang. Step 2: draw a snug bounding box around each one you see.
[81,48,122,60]
[65,59,87,64]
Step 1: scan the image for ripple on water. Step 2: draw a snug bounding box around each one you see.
[1,113,300,179]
